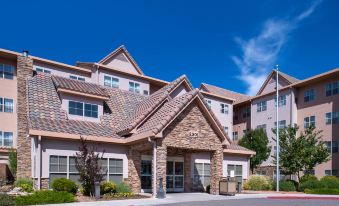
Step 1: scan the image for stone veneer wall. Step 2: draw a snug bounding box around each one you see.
[16,55,33,178]
[158,104,224,195]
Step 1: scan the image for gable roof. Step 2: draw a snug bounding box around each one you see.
[200,83,251,103]
[98,45,144,75]
[256,70,299,95]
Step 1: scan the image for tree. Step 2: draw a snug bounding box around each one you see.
[238,128,271,173]
[8,149,17,180]
[272,125,330,181]
[75,136,106,196]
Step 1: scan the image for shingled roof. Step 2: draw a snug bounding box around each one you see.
[200,83,251,103]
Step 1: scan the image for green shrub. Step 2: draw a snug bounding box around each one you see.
[243,175,272,191]
[305,188,339,195]
[100,181,117,194]
[278,180,296,191]
[299,180,323,192]
[300,174,317,183]
[320,176,339,189]
[52,178,78,195]
[0,194,16,206]
[15,178,33,192]
[15,190,75,205]
[116,182,132,193]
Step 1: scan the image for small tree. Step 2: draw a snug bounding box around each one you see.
[238,128,271,173]
[8,149,17,180]
[272,125,330,181]
[75,136,106,196]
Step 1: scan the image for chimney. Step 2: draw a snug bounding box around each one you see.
[22,50,29,57]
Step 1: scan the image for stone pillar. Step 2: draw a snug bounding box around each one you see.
[16,55,33,178]
[155,140,167,194]
[210,148,223,195]
[127,147,141,194]
[184,152,192,192]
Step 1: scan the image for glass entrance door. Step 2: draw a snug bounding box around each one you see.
[166,160,184,192]
[141,160,152,193]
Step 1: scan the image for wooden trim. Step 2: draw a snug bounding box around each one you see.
[57,88,109,100]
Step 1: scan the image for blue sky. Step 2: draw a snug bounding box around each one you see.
[1,0,338,95]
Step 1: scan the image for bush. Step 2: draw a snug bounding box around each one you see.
[305,188,339,195]
[299,180,323,192]
[15,178,33,192]
[100,181,117,195]
[116,182,132,193]
[300,174,317,183]
[243,175,272,191]
[278,180,296,191]
[320,176,339,189]
[0,194,16,206]
[52,178,78,195]
[15,190,75,205]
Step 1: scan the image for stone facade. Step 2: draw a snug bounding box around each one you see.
[184,152,192,192]
[16,55,33,178]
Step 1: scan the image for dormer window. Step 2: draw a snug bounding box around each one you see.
[36,67,51,74]
[104,76,119,88]
[69,101,98,118]
[70,75,85,81]
[129,82,140,93]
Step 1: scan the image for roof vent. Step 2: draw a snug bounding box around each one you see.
[22,50,29,57]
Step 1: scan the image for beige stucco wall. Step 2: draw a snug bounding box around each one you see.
[296,76,339,178]
[103,52,140,75]
[0,58,17,153]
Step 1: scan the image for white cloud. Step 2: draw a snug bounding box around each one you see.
[232,0,322,95]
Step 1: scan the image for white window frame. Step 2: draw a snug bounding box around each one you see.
[68,101,98,118]
[0,63,15,80]
[35,67,51,74]
[70,75,85,81]
[206,99,212,109]
[104,75,119,88]
[257,101,267,112]
[275,95,286,107]
[0,131,13,147]
[193,162,211,188]
[232,131,238,141]
[325,112,339,125]
[304,89,315,102]
[304,116,316,128]
[220,103,228,114]
[129,81,140,93]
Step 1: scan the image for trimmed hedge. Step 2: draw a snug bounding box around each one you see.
[300,176,339,192]
[320,176,339,189]
[305,188,339,195]
[243,175,272,191]
[15,190,75,205]
[299,180,323,192]
[52,178,78,195]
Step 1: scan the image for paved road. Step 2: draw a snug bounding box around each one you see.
[156,198,339,206]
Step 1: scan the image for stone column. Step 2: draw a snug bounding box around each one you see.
[127,148,141,193]
[155,140,167,195]
[16,55,33,178]
[210,148,223,195]
[184,152,192,192]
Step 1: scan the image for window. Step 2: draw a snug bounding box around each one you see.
[4,98,13,113]
[194,163,210,188]
[274,120,286,129]
[333,170,338,177]
[143,90,149,96]
[69,101,98,118]
[0,63,15,80]
[0,98,2,112]
[257,101,267,112]
[326,82,339,97]
[224,126,228,134]
[70,75,85,81]
[257,124,267,133]
[99,158,124,183]
[69,101,83,116]
[84,103,98,118]
[325,170,332,176]
[68,157,80,184]
[304,89,315,102]
[325,112,339,125]
[49,156,68,185]
[104,76,119,88]
[205,99,212,109]
[243,107,250,118]
[36,67,51,74]
[141,160,152,190]
[243,129,249,135]
[0,131,13,147]
[220,103,228,114]
[256,170,267,176]
[304,116,316,128]
[232,132,238,141]
[227,164,243,183]
[275,95,286,107]
[304,170,315,175]
[129,82,140,93]
[326,141,338,153]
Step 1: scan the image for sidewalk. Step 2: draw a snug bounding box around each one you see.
[46,193,339,206]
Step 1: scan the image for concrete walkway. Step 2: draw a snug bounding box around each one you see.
[47,193,339,206]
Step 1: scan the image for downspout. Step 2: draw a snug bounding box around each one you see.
[37,135,42,190]
[148,137,157,197]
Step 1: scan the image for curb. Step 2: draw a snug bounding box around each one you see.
[267,196,339,201]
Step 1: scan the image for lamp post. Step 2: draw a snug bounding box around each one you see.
[276,65,280,192]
